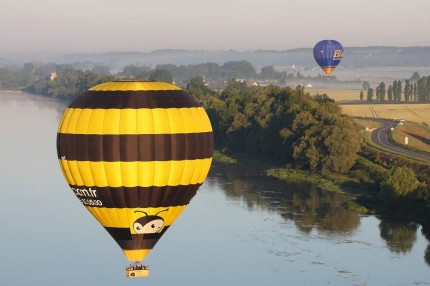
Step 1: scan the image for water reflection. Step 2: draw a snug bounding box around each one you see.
[208,162,429,260]
[425,245,430,266]
[379,220,418,254]
[0,91,66,120]
[208,162,360,235]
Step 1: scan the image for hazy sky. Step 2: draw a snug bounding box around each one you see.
[1,0,429,57]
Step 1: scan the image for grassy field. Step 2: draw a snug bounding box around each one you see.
[392,122,430,153]
[340,103,430,126]
[307,88,430,126]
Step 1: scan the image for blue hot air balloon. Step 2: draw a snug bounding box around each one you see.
[313,40,344,78]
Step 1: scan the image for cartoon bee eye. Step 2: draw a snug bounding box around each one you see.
[133,209,169,234]
[133,219,164,234]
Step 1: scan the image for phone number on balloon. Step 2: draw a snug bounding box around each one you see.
[79,198,103,206]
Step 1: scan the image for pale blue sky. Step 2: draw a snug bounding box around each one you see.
[1,0,429,57]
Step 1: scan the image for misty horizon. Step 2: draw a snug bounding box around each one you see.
[1,0,429,60]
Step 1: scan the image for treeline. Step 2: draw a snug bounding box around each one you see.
[360,72,430,102]
[358,145,430,221]
[0,61,341,98]
[120,61,311,88]
[186,77,362,173]
[0,63,114,100]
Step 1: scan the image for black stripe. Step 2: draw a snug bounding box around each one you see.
[57,132,214,162]
[69,90,200,109]
[71,184,201,208]
[105,227,169,250]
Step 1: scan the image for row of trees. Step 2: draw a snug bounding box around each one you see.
[1,61,339,100]
[0,63,178,101]
[121,61,314,87]
[187,77,362,173]
[360,74,430,102]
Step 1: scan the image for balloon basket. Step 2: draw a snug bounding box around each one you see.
[126,264,149,278]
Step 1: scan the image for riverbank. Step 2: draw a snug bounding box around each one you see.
[213,150,375,212]
[213,148,430,232]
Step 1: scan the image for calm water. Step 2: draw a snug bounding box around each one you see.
[0,91,429,286]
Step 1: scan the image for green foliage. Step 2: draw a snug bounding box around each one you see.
[221,60,257,79]
[410,71,421,82]
[187,78,362,173]
[149,69,173,83]
[91,65,111,76]
[380,166,419,204]
[362,81,370,90]
[258,66,284,79]
[367,88,374,101]
[120,64,151,79]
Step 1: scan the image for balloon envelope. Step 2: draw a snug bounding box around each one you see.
[56,81,214,262]
[313,40,344,77]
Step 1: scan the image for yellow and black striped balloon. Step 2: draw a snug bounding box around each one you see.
[56,81,213,262]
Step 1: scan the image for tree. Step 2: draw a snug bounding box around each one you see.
[186,76,214,101]
[149,69,173,83]
[121,65,151,79]
[221,60,257,79]
[417,76,428,101]
[404,79,411,102]
[387,84,393,101]
[375,86,380,102]
[379,82,386,101]
[410,71,421,82]
[367,88,374,102]
[380,166,419,204]
[362,81,370,90]
[320,116,362,173]
[393,80,403,101]
[359,91,364,101]
[91,65,111,76]
[259,66,281,79]
[397,80,402,101]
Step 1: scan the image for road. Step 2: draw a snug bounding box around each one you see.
[369,119,430,161]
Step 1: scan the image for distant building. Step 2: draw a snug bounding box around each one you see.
[50,72,57,81]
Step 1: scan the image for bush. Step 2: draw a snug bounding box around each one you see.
[380,166,419,204]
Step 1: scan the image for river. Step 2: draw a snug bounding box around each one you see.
[0,90,429,286]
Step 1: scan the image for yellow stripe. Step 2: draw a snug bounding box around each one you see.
[58,107,212,135]
[123,249,150,262]
[88,81,182,91]
[85,205,187,228]
[59,158,212,187]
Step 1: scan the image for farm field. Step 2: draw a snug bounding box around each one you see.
[340,103,430,126]
[307,88,430,126]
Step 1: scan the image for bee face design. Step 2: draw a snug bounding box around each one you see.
[133,209,169,234]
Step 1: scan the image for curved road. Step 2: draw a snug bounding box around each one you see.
[369,119,430,161]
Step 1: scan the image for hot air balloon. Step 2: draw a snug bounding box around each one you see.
[56,81,213,277]
[313,40,344,78]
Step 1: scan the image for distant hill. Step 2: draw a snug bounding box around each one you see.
[53,46,430,70]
